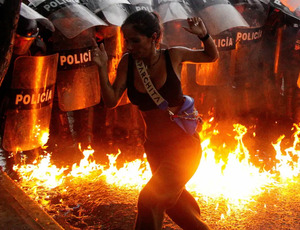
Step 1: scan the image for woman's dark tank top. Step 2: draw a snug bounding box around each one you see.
[126,49,183,111]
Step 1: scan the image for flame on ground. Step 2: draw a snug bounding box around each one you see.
[13,121,300,210]
[188,123,276,202]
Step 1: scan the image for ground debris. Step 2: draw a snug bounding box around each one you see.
[15,173,300,230]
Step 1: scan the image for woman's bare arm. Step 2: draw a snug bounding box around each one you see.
[93,43,128,108]
[169,17,219,67]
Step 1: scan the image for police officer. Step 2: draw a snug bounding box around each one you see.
[0,15,39,178]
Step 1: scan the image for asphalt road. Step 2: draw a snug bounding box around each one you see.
[0,170,64,230]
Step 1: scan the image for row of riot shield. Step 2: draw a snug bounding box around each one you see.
[1,0,299,152]
[1,2,58,152]
[25,0,254,36]
[79,0,250,35]
[23,0,298,37]
[178,0,299,122]
[2,2,104,152]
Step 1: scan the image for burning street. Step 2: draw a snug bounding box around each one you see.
[5,119,299,229]
[0,0,300,229]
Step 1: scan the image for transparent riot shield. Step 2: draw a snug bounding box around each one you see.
[231,27,265,116]
[53,28,101,111]
[270,0,300,21]
[154,0,193,23]
[27,0,107,39]
[162,20,200,48]
[82,0,131,26]
[0,0,21,86]
[196,31,236,86]
[20,2,55,32]
[231,0,269,28]
[2,54,59,151]
[277,24,300,120]
[128,0,153,13]
[102,27,130,106]
[190,0,249,35]
[193,31,237,120]
[229,0,269,117]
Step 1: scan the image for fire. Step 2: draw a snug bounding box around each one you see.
[13,146,151,190]
[11,120,300,216]
[102,151,151,190]
[69,144,103,178]
[187,123,276,202]
[14,153,68,189]
[272,124,300,180]
[40,131,49,146]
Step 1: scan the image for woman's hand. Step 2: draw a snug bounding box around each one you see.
[183,17,207,38]
[93,43,108,68]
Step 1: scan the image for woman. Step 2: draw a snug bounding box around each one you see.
[93,10,218,230]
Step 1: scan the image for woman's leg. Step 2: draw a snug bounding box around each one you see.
[166,189,211,230]
[135,133,204,230]
[135,159,187,230]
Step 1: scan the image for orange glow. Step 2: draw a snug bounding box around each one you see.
[70,144,103,178]
[196,62,218,77]
[108,26,124,83]
[13,120,300,213]
[14,153,68,189]
[108,26,130,105]
[272,124,300,180]
[280,0,299,11]
[188,123,276,203]
[195,61,220,86]
[102,151,151,190]
[181,62,188,93]
[40,131,49,146]
[274,27,283,75]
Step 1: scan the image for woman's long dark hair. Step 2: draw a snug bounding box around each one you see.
[121,10,163,46]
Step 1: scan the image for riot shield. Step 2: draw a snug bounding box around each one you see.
[2,54,59,151]
[27,0,107,39]
[0,0,21,86]
[231,0,269,28]
[277,24,300,119]
[193,31,237,120]
[229,0,269,116]
[81,0,131,26]
[270,0,300,21]
[153,0,194,23]
[196,31,236,86]
[163,19,200,48]
[53,28,100,111]
[128,0,153,13]
[231,28,265,116]
[293,28,300,121]
[20,2,55,32]
[102,27,130,106]
[190,0,249,35]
